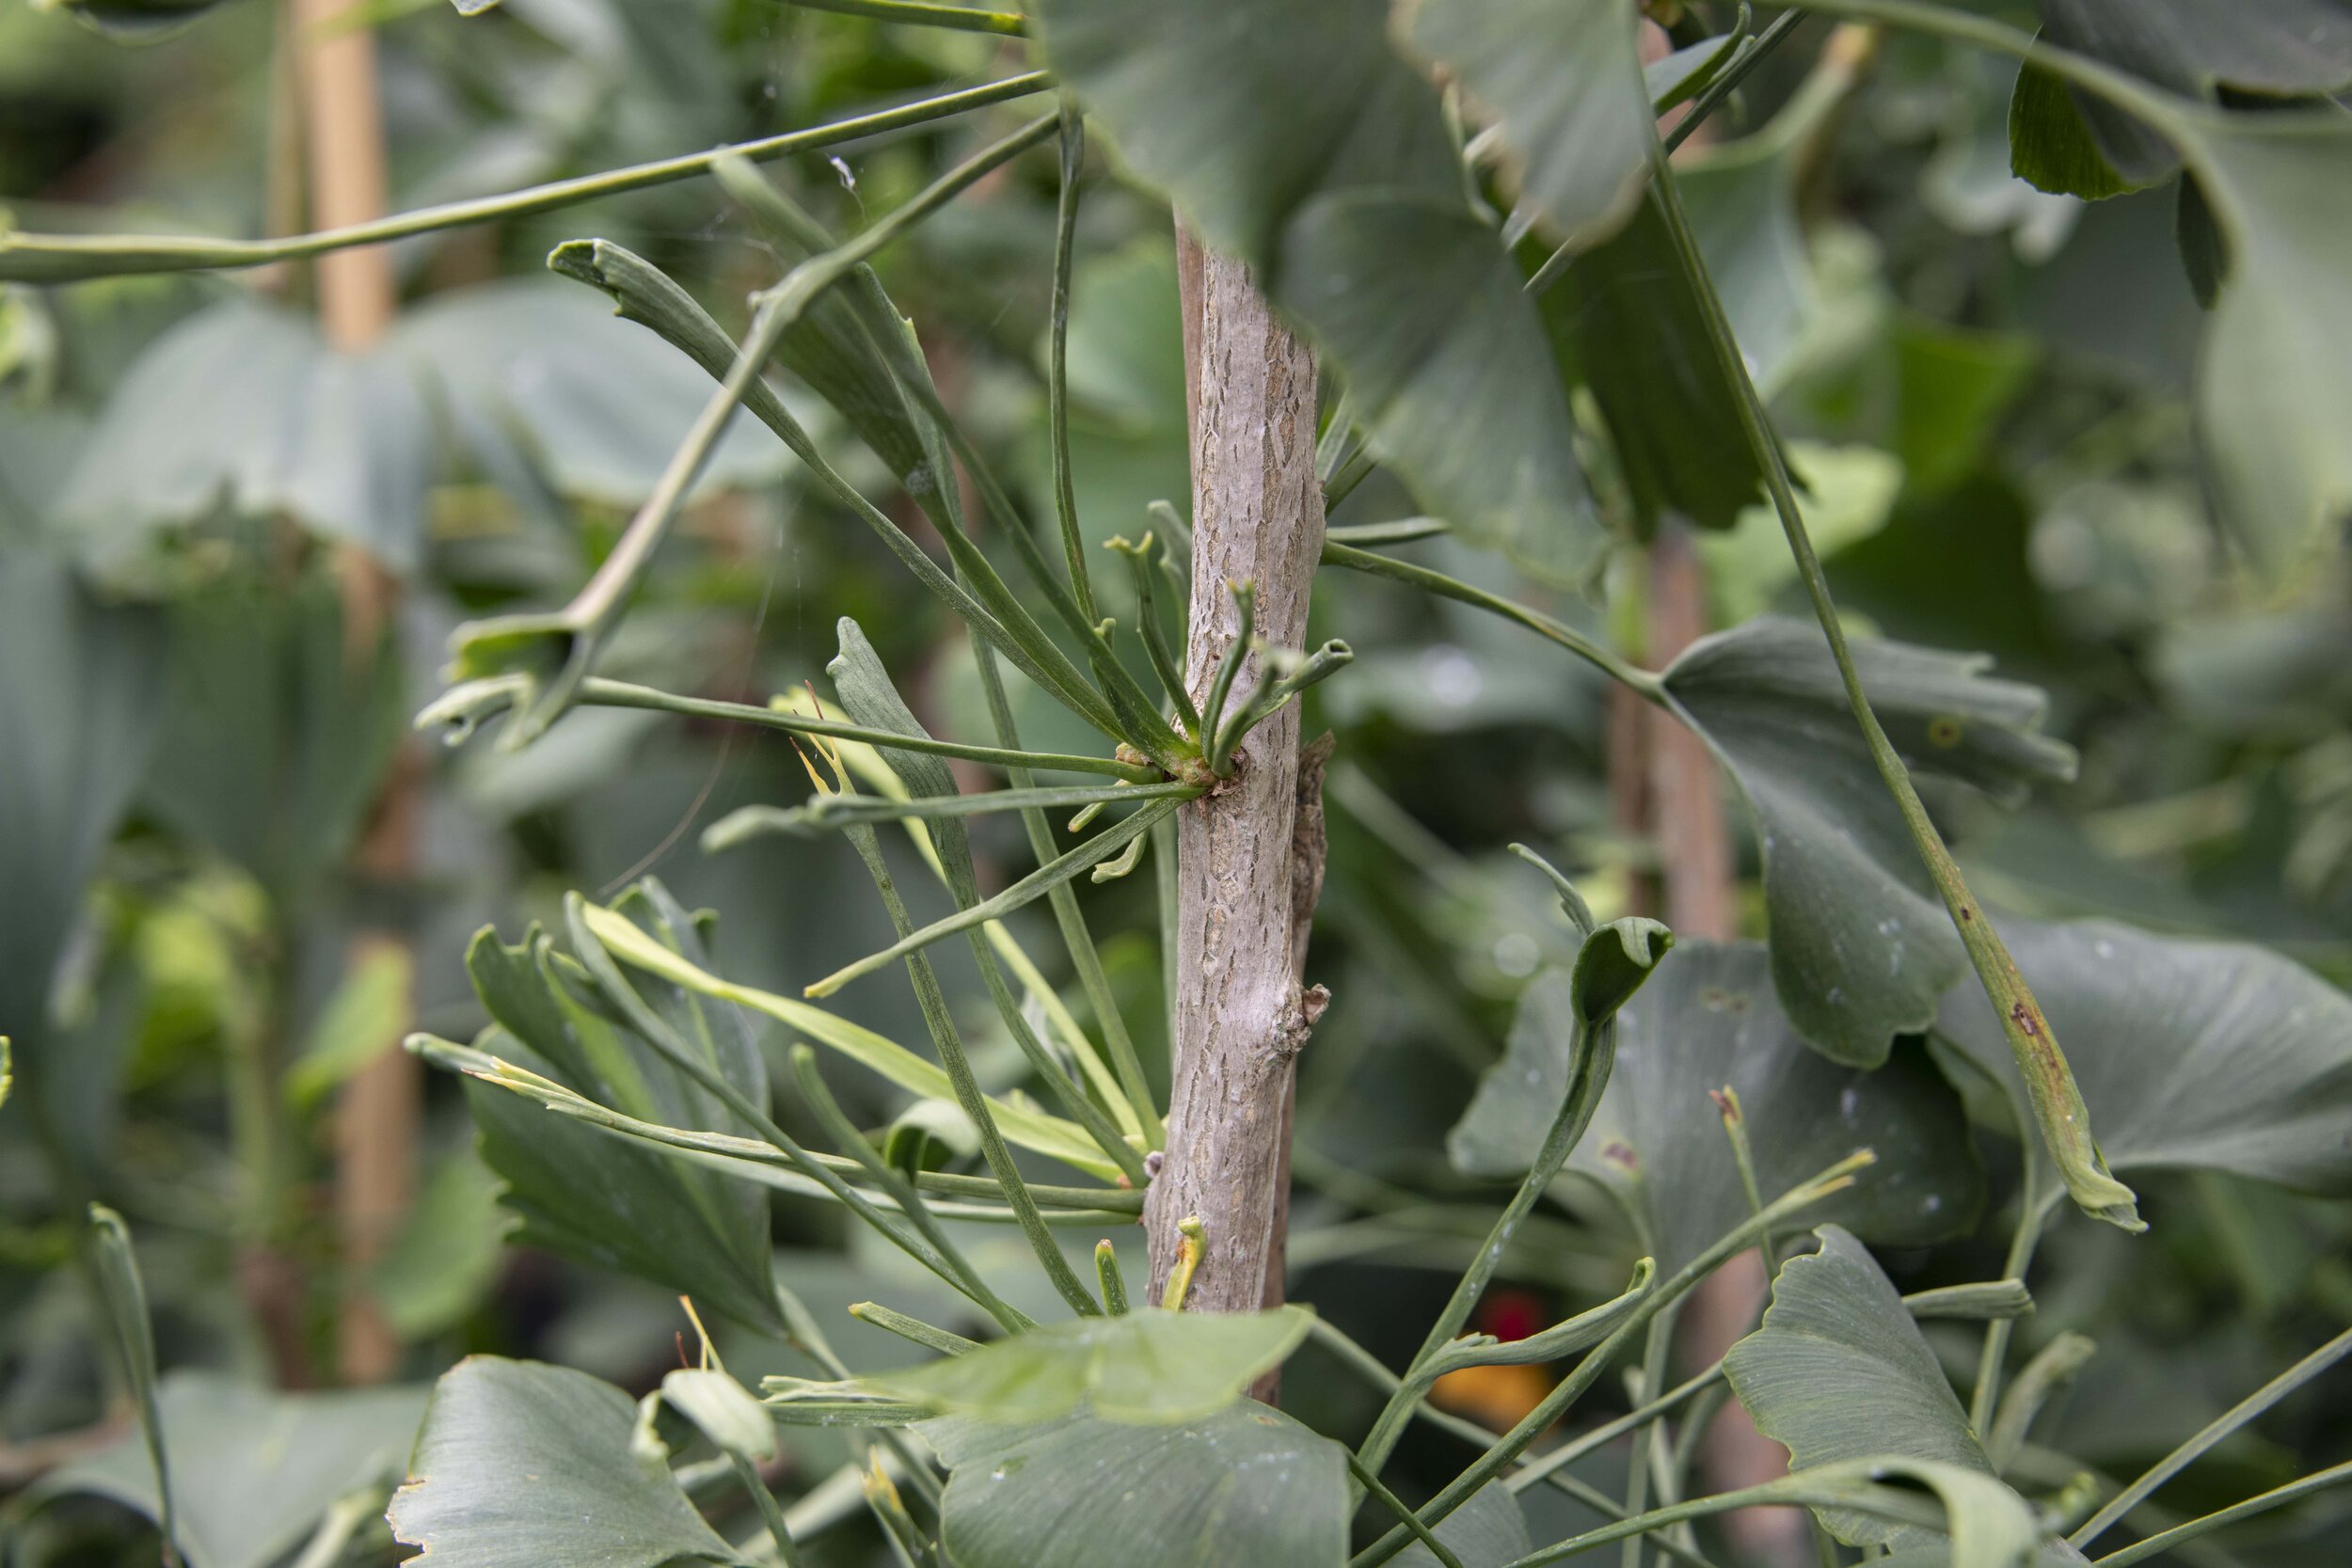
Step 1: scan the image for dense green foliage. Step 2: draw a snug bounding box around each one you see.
[5,2,2352,1566]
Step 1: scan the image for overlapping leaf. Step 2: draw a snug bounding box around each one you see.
[867,1307,1312,1424]
[389,1357,736,1568]
[448,884,787,1336]
[1661,618,2076,1066]
[36,1372,427,1568]
[1724,1227,2031,1553]
[1400,0,1653,249]
[1452,944,1981,1276]
[921,1402,1348,1568]
[1030,0,1598,573]
[1933,916,2352,1198]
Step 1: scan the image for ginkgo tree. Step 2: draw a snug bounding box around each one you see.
[16,1,2352,1566]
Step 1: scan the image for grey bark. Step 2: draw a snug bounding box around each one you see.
[1144,235,1327,1314]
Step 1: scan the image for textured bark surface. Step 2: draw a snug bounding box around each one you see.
[1145,237,1327,1313]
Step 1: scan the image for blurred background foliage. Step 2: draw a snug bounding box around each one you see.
[1,2,2348,1564]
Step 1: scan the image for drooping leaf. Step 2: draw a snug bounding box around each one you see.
[142,577,405,902]
[2009,61,2142,200]
[388,1357,736,1568]
[867,1307,1313,1424]
[1030,0,1599,573]
[1724,1227,2030,1552]
[1933,917,2352,1199]
[0,549,165,1129]
[921,1402,1348,1568]
[2176,110,2352,581]
[660,1369,777,1462]
[37,1372,426,1568]
[1451,944,1982,1276]
[2031,0,2352,185]
[54,300,432,578]
[1539,192,1769,532]
[1661,618,2076,1066]
[448,896,787,1336]
[1401,0,1653,249]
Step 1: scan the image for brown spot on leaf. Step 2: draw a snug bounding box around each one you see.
[2011,1002,2040,1037]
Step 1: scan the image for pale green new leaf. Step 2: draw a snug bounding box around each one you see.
[1724,1227,2028,1553]
[1933,917,2352,1197]
[868,1307,1312,1424]
[1453,944,1981,1276]
[389,1358,737,1568]
[661,1369,777,1463]
[1661,618,2075,1066]
[922,1402,1348,1568]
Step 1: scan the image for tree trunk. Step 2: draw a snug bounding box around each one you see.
[293,0,419,1387]
[1144,232,1327,1323]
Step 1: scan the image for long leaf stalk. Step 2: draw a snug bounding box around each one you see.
[569,905,1128,1178]
[1319,541,1661,698]
[1356,1001,1625,1479]
[804,797,1185,997]
[785,1044,1031,1327]
[1198,579,1258,774]
[710,165,1184,766]
[423,1036,1139,1215]
[0,74,1054,284]
[1352,1152,1874,1568]
[1967,1176,2053,1439]
[556,900,1018,1323]
[545,231,1130,750]
[1496,1465,1979,1568]
[784,0,1027,34]
[758,688,1157,1148]
[1109,532,1205,737]
[1046,104,1101,626]
[834,821,1108,1316]
[450,114,1062,751]
[2089,1461,2352,1567]
[1638,117,2139,1231]
[2073,1324,2352,1549]
[707,780,1199,841]
[424,673,1157,785]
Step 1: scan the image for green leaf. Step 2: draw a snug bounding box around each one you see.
[1661,618,2076,1066]
[1397,1488,1531,1568]
[389,1357,737,1568]
[371,1148,509,1338]
[392,280,787,507]
[1539,191,1769,532]
[142,577,406,901]
[449,903,788,1336]
[27,0,230,44]
[1452,944,1982,1277]
[1724,1227,2032,1554]
[660,1369,777,1462]
[1030,0,1599,572]
[54,300,432,577]
[2177,110,2352,581]
[286,944,415,1112]
[0,549,164,1122]
[1892,318,2039,499]
[866,1306,1313,1423]
[85,1205,174,1566]
[2009,62,2141,199]
[1401,0,1652,249]
[1933,917,2352,1198]
[38,1371,426,1568]
[921,1402,1348,1568]
[1567,915,1674,1025]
